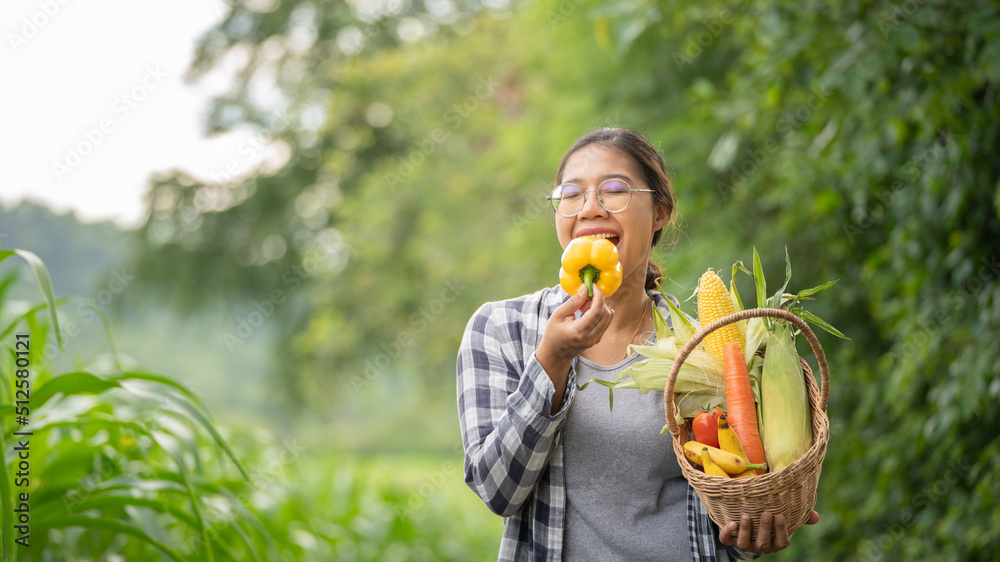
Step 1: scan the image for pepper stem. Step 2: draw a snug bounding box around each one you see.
[580,265,599,298]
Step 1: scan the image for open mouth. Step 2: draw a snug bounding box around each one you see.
[580,232,620,246]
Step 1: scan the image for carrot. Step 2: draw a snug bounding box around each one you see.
[723,342,767,474]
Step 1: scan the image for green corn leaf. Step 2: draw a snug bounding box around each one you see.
[31,515,185,561]
[663,296,695,343]
[0,298,70,343]
[214,486,277,560]
[795,279,839,298]
[768,247,793,308]
[0,249,63,352]
[651,305,671,340]
[61,496,200,529]
[77,298,125,373]
[121,382,250,480]
[792,308,851,340]
[752,246,766,309]
[31,371,122,410]
[744,317,770,365]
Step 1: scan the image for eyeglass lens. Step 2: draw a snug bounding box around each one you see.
[551,180,632,215]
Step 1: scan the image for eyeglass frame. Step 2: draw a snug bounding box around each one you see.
[546,178,656,217]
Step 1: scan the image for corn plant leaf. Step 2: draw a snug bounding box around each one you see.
[31,371,122,410]
[663,296,694,343]
[0,298,70,344]
[580,377,617,411]
[729,274,745,313]
[0,249,63,352]
[752,246,766,310]
[768,247,793,308]
[795,279,839,298]
[121,381,250,480]
[78,298,126,373]
[791,307,851,340]
[31,515,185,561]
[744,317,770,365]
[651,305,671,340]
[62,496,200,529]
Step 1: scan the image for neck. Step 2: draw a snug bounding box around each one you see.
[605,276,651,333]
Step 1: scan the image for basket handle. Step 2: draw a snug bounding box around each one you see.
[663,308,830,438]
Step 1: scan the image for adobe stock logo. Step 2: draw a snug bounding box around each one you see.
[7,0,73,54]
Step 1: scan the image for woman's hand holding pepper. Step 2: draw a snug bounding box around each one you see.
[536,285,613,415]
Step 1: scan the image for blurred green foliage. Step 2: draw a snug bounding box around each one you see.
[1,252,498,560]
[125,0,999,559]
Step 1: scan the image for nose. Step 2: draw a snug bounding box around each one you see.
[577,189,608,219]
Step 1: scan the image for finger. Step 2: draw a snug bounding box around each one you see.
[755,511,773,553]
[579,287,607,326]
[718,521,738,546]
[736,513,752,552]
[807,510,821,525]
[590,306,614,343]
[771,513,790,551]
[556,285,590,317]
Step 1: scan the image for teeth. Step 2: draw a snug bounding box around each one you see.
[584,233,618,239]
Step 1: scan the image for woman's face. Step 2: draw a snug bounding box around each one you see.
[556,143,670,290]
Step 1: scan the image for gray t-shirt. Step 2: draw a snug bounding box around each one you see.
[563,346,690,561]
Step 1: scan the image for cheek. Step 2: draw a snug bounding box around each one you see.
[555,218,573,248]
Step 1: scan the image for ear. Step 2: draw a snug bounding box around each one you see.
[652,202,671,232]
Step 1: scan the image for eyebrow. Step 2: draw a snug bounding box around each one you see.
[562,173,633,185]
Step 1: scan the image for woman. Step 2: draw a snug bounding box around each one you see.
[457,128,817,561]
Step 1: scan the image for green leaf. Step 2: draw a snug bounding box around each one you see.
[752,246,767,309]
[120,382,250,480]
[730,263,745,312]
[31,515,186,561]
[0,249,63,352]
[664,296,695,342]
[77,298,126,373]
[61,496,200,529]
[31,371,122,410]
[651,305,672,340]
[0,299,70,344]
[768,247,793,308]
[791,308,851,340]
[795,279,839,298]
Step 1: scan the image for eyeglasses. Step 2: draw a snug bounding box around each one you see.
[547,178,655,217]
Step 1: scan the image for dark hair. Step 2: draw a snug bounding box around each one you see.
[555,128,676,290]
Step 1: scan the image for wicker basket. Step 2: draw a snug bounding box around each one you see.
[663,308,830,543]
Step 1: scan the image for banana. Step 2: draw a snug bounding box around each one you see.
[717,413,749,460]
[718,413,766,475]
[700,447,730,478]
[683,441,767,475]
[732,469,756,478]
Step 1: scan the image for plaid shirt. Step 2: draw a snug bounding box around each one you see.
[457,285,756,561]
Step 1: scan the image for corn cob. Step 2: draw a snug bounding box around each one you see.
[697,269,745,362]
[760,322,812,472]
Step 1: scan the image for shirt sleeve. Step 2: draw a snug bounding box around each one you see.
[456,301,575,517]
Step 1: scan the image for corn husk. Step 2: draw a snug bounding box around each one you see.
[744,317,769,364]
[760,322,812,472]
[595,336,727,424]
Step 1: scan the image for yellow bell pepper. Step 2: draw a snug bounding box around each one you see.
[559,235,623,298]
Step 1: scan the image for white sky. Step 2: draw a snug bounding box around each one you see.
[1,0,268,229]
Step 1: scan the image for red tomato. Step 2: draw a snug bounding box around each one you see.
[693,410,721,448]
